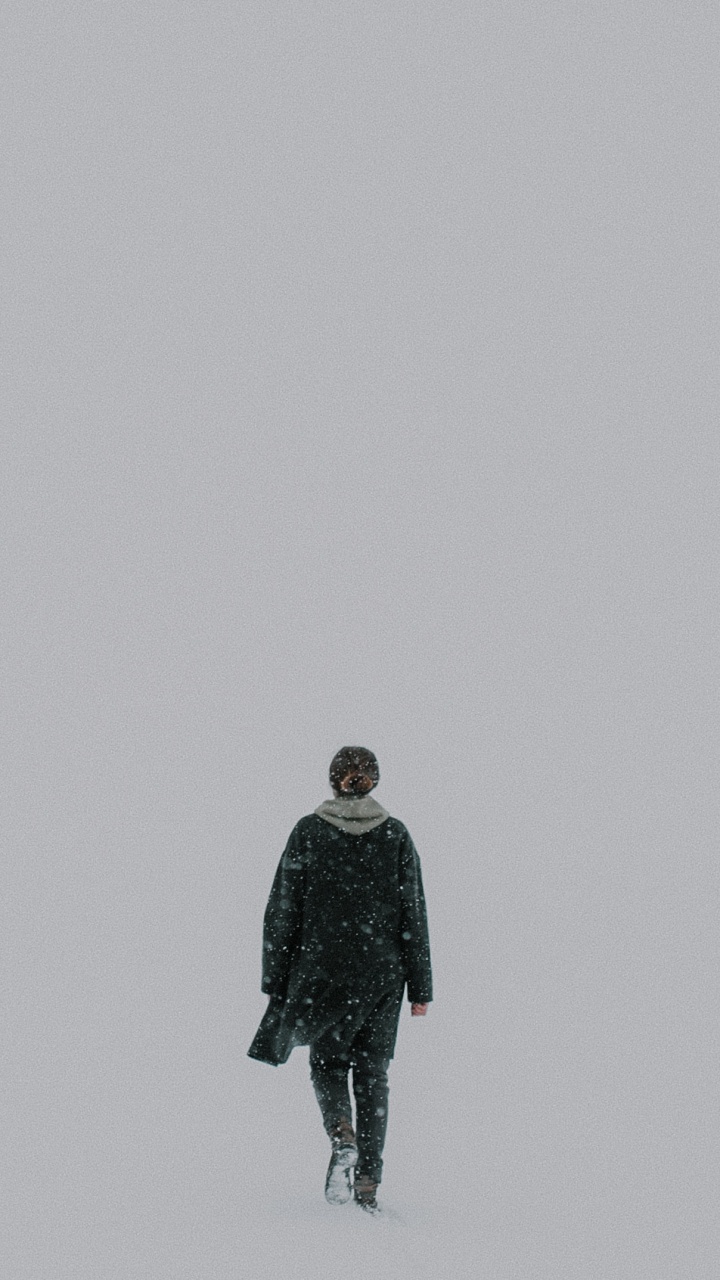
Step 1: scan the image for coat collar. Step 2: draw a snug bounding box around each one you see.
[314,795,389,835]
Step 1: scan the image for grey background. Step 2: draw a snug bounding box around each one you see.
[3,3,718,1277]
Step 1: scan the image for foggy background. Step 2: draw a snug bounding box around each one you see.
[3,3,717,1277]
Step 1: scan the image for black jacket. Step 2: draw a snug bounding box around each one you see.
[248,812,432,1065]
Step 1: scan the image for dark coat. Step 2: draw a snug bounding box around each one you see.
[248,812,432,1066]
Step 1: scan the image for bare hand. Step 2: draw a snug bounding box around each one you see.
[411,1003,428,1016]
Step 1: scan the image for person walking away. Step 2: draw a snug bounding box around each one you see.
[248,746,432,1213]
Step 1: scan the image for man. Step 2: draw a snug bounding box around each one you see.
[248,746,432,1213]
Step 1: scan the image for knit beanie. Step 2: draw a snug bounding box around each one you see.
[329,746,380,796]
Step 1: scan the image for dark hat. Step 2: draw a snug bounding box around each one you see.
[329,746,380,795]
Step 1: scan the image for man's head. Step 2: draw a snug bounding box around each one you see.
[329,746,380,797]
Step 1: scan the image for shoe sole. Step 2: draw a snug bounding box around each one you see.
[324,1145,358,1205]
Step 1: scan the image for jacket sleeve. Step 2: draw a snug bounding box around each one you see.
[260,827,306,997]
[398,831,433,1004]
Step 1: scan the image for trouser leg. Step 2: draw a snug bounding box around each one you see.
[352,1052,390,1184]
[309,1046,353,1136]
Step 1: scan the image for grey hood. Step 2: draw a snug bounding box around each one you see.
[314,795,390,835]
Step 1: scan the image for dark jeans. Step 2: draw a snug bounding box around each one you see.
[309,986,403,1184]
[310,1043,390,1184]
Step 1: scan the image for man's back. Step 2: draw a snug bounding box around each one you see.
[262,810,432,1012]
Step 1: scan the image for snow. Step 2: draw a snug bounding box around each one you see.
[3,2,718,1277]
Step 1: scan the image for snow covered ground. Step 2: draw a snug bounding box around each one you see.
[3,3,718,1277]
[6,825,715,1279]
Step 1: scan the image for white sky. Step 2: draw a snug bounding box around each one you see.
[3,3,718,1277]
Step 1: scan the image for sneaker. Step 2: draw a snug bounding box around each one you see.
[324,1120,358,1205]
[353,1173,380,1214]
